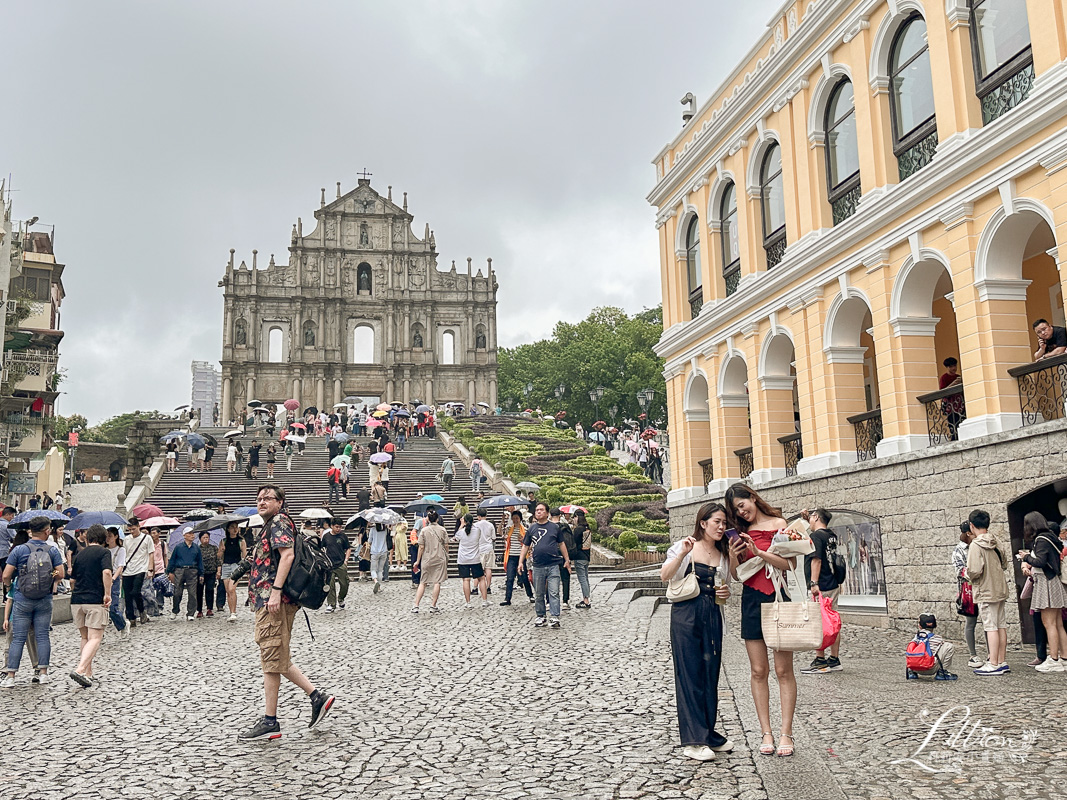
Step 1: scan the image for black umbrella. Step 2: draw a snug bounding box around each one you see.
[404,500,446,515]
[191,514,246,534]
[303,406,319,417]
[247,400,263,408]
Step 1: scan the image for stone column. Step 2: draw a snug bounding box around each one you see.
[246,375,256,406]
[425,378,433,406]
[468,379,476,409]
[221,377,232,427]
[333,378,343,407]
[316,377,325,412]
[292,377,301,405]
[403,378,410,403]
[489,378,497,410]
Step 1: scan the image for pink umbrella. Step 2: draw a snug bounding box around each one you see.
[140,516,180,529]
[283,399,300,411]
[290,422,307,430]
[131,503,164,521]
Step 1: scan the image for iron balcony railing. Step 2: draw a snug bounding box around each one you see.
[847,409,883,462]
[698,457,714,487]
[916,384,966,445]
[778,433,802,477]
[735,446,754,480]
[1008,353,1067,427]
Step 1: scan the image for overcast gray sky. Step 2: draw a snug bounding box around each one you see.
[2,0,777,424]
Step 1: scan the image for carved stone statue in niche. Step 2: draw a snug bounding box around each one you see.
[234,319,247,345]
[358,269,371,292]
[374,261,386,285]
[410,270,425,289]
[325,256,336,283]
[476,330,487,349]
[413,329,423,348]
[392,221,404,244]
[305,256,319,286]
[359,222,370,246]
[303,323,316,347]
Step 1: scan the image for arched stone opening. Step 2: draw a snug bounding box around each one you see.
[683,372,712,489]
[824,293,881,460]
[357,263,373,294]
[353,325,375,364]
[758,331,800,476]
[718,353,753,480]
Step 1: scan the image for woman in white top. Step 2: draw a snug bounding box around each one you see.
[660,502,732,762]
[226,443,238,473]
[452,513,487,608]
[104,527,130,639]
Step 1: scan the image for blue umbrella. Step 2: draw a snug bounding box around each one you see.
[394,409,411,417]
[234,506,258,517]
[186,434,206,450]
[477,495,527,509]
[334,432,350,443]
[11,509,70,525]
[64,507,80,519]
[66,510,128,530]
[422,494,444,503]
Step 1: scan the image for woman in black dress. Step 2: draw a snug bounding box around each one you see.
[248,440,261,479]
[660,501,732,762]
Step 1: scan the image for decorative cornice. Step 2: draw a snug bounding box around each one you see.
[759,375,796,391]
[975,278,1031,303]
[823,345,867,364]
[719,393,750,407]
[890,316,940,337]
[939,202,974,231]
[842,16,870,44]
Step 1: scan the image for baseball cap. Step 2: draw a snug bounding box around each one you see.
[549,507,562,517]
[918,613,937,630]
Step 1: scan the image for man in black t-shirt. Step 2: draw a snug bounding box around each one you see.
[801,509,843,675]
[69,524,113,687]
[1033,318,1067,360]
[322,519,352,612]
[520,502,571,628]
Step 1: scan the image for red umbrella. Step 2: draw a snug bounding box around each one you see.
[607,426,619,434]
[283,399,300,411]
[555,410,567,419]
[291,422,307,430]
[638,412,648,420]
[559,504,587,514]
[524,408,534,413]
[131,503,164,521]
[641,428,658,440]
[592,420,607,430]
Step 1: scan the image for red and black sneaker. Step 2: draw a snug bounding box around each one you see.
[308,690,335,729]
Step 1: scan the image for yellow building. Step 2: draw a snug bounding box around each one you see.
[651,0,1067,633]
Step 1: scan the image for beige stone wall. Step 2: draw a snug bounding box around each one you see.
[667,419,1067,642]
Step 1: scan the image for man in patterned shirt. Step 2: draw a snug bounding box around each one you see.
[238,484,335,741]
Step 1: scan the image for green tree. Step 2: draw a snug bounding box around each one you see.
[497,305,667,429]
[53,413,88,441]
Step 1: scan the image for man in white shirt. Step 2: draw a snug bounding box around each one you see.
[121,518,155,626]
[474,508,497,597]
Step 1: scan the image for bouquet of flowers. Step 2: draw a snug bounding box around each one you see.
[736,518,814,583]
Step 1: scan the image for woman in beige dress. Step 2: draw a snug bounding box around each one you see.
[413,510,448,614]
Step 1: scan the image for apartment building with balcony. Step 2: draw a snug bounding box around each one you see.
[651,0,1067,637]
[191,360,221,423]
[1,217,65,502]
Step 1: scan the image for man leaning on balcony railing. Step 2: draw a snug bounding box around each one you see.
[1033,319,1067,361]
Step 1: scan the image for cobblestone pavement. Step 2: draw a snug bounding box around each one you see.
[3,574,1063,799]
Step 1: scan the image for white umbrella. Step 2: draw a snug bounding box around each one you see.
[241,514,265,527]
[516,481,540,492]
[224,430,244,438]
[299,508,334,520]
[333,402,349,409]
[355,508,402,527]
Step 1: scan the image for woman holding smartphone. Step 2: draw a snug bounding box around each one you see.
[725,483,796,758]
[660,502,732,761]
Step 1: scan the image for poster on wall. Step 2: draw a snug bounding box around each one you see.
[8,472,38,495]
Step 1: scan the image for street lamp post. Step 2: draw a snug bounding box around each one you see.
[523,382,533,408]
[588,385,605,425]
[637,388,654,430]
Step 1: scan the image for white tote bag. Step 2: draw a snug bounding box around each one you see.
[760,565,824,652]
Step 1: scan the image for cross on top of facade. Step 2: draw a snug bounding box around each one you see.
[357,168,373,181]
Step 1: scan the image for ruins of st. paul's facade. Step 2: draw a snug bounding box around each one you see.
[218,177,498,419]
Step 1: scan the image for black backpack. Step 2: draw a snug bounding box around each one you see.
[266,514,333,610]
[559,523,577,559]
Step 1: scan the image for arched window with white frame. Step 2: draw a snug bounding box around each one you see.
[685,216,703,319]
[968,0,1033,124]
[890,14,938,180]
[267,327,284,363]
[760,144,787,269]
[720,183,740,296]
[441,331,456,365]
[824,79,861,225]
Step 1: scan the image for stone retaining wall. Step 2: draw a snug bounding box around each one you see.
[667,419,1067,642]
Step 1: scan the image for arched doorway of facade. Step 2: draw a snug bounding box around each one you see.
[759,332,800,476]
[1006,477,1067,644]
[980,207,1064,426]
[825,294,882,460]
[894,256,963,443]
[718,353,752,480]
[683,372,712,489]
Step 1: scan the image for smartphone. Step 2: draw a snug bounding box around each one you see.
[725,528,740,543]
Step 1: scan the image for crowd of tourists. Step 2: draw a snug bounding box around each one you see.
[660,482,1067,763]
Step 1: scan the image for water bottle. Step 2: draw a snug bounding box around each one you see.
[714,567,728,605]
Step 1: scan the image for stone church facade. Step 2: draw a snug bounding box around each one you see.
[218,177,498,419]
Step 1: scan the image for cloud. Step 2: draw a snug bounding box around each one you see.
[1,0,779,424]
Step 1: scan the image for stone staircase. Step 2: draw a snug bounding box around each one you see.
[146,427,507,577]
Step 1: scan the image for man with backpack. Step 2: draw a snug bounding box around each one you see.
[238,484,335,741]
[801,508,846,674]
[551,508,575,610]
[1,516,65,687]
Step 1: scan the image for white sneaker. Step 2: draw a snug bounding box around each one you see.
[228,613,238,622]
[186,615,195,622]
[411,606,419,614]
[119,627,131,641]
[683,745,715,761]
[562,602,571,611]
[1035,658,1065,672]
[711,740,734,753]
[323,606,334,614]
[0,674,15,689]
[464,602,472,609]
[967,656,984,669]
[482,601,491,608]
[36,671,50,685]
